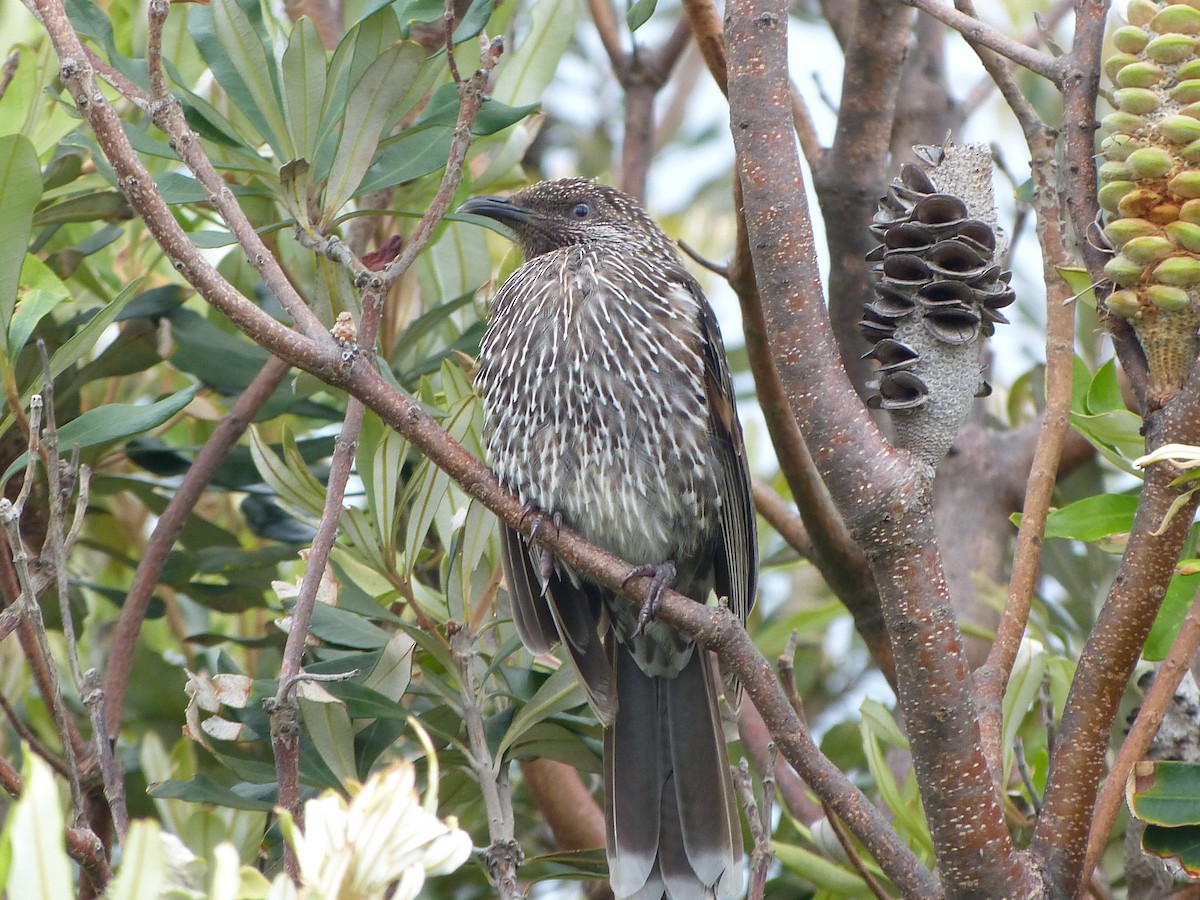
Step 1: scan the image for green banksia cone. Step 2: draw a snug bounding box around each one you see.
[1101,0,1200,404]
[861,140,1013,468]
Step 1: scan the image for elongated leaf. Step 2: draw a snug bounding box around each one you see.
[322,42,426,223]
[3,384,199,485]
[5,753,71,899]
[105,821,167,900]
[1001,639,1046,787]
[1041,493,1139,542]
[491,0,577,107]
[358,410,406,556]
[0,135,41,332]
[199,0,292,159]
[282,16,327,163]
[626,0,657,31]
[403,393,477,577]
[359,126,455,195]
[772,840,873,895]
[150,775,276,811]
[248,426,327,519]
[9,256,69,358]
[300,695,357,783]
[1130,759,1200,825]
[499,664,586,757]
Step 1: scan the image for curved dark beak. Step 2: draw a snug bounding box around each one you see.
[457,195,536,224]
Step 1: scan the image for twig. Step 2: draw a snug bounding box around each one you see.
[449,622,522,899]
[1079,585,1200,893]
[103,356,291,737]
[269,397,365,882]
[0,693,69,780]
[898,0,1063,84]
[0,50,18,104]
[733,759,772,899]
[1013,739,1042,815]
[959,0,1077,784]
[141,0,329,342]
[751,480,813,560]
[37,370,127,845]
[379,38,503,291]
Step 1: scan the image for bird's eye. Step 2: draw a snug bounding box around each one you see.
[570,202,591,219]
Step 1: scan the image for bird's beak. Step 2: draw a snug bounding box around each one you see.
[457,195,537,224]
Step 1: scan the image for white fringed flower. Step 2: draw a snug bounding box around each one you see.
[282,759,473,900]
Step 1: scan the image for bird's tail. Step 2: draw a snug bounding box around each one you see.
[604,642,743,900]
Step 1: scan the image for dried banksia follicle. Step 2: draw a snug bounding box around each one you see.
[862,141,1014,468]
[1100,0,1200,405]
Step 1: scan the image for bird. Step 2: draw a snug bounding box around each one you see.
[460,178,756,900]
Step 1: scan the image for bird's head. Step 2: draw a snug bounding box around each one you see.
[458,178,678,261]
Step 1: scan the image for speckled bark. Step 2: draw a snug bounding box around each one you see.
[724,0,1041,894]
[1033,454,1200,896]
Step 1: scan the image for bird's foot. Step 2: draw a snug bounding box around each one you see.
[623,561,677,636]
[519,504,562,595]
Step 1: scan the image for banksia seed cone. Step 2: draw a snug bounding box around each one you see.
[862,141,1014,468]
[1100,0,1200,404]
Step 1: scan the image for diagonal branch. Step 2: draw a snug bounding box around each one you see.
[898,0,1064,84]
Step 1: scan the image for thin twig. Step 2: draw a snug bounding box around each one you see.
[1079,585,1200,892]
[103,356,291,737]
[379,38,504,290]
[139,0,330,343]
[899,0,1063,84]
[752,479,814,560]
[733,760,771,899]
[0,50,19,104]
[0,691,69,779]
[449,622,522,898]
[269,398,365,882]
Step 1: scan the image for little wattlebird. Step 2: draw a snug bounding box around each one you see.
[460,178,756,900]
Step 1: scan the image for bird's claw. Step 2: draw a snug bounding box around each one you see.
[623,561,677,636]
[519,503,562,596]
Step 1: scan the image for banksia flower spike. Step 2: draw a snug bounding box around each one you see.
[1101,0,1200,405]
[862,141,1014,468]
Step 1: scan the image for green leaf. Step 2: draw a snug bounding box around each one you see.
[772,840,872,895]
[3,384,199,485]
[10,256,69,358]
[491,0,577,107]
[105,821,167,900]
[1141,822,1200,876]
[519,849,610,884]
[321,41,427,223]
[300,695,357,783]
[499,664,587,757]
[5,752,71,899]
[1130,759,1200,825]
[1001,639,1047,787]
[195,0,292,159]
[1085,358,1126,414]
[626,0,657,30]
[248,426,328,520]
[1057,266,1097,309]
[358,410,406,557]
[1042,493,1139,542]
[282,16,327,163]
[1145,570,1200,660]
[307,601,393,650]
[359,126,455,195]
[149,774,277,811]
[403,393,477,577]
[0,134,42,333]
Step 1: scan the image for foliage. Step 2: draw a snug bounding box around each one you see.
[2,0,1200,896]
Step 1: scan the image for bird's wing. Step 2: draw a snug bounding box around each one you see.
[501,525,616,725]
[686,275,758,625]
